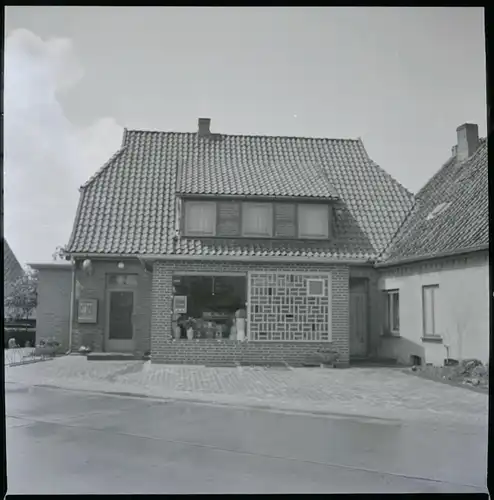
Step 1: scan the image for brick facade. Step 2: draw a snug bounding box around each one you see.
[154,339,335,365]
[249,271,331,341]
[72,259,152,354]
[150,260,351,364]
[68,258,375,364]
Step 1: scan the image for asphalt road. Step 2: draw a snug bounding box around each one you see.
[5,383,488,494]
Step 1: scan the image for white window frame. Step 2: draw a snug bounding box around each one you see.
[422,284,439,337]
[297,204,329,239]
[184,201,216,236]
[306,278,325,297]
[242,202,273,237]
[384,289,400,336]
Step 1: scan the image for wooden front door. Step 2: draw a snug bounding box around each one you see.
[106,290,134,352]
[350,280,368,357]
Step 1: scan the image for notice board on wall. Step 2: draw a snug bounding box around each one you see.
[173,295,187,314]
[77,298,98,324]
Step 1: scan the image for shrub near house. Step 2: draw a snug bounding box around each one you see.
[4,269,38,348]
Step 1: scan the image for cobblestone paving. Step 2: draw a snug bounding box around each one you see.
[5,356,488,425]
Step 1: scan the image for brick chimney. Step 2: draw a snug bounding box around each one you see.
[456,123,479,161]
[198,117,211,137]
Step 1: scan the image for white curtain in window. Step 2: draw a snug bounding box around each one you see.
[384,291,399,333]
[423,287,435,335]
[392,293,399,331]
[386,294,393,331]
[243,203,272,236]
[298,205,329,238]
[186,202,216,235]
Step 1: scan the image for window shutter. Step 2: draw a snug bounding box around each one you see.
[298,204,329,239]
[185,201,216,236]
[274,203,296,237]
[242,203,273,237]
[217,201,241,237]
[328,205,333,238]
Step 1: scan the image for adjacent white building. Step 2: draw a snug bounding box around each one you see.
[376,124,489,366]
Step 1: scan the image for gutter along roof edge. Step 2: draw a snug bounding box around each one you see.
[374,244,489,268]
[65,252,373,265]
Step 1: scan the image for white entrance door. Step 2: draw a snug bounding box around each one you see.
[106,290,135,352]
[350,281,368,357]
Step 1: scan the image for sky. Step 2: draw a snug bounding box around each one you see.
[4,7,486,265]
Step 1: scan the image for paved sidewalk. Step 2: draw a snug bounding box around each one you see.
[5,356,488,425]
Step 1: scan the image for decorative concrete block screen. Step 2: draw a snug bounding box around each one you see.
[248,271,331,341]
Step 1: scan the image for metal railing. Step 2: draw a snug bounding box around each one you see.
[4,347,49,367]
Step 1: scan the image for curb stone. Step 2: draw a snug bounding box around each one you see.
[28,382,403,425]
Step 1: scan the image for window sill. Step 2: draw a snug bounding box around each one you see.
[421,336,443,344]
[381,332,401,338]
[180,235,331,242]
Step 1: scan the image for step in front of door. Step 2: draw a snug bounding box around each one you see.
[350,356,398,367]
[87,352,138,361]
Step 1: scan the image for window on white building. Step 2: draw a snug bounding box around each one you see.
[383,289,400,335]
[422,284,439,337]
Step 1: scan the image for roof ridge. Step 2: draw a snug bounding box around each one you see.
[124,128,362,143]
[353,135,413,198]
[367,159,414,199]
[65,193,85,253]
[454,141,487,183]
[415,156,456,199]
[415,138,487,199]
[380,138,488,264]
[377,198,418,262]
[80,147,127,191]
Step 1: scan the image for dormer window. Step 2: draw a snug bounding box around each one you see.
[182,199,332,240]
[184,201,216,236]
[242,202,273,237]
[298,204,329,239]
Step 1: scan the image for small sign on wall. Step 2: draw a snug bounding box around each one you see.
[173,295,187,314]
[78,298,98,324]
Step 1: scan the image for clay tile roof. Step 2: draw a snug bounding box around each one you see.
[380,138,488,264]
[66,126,414,261]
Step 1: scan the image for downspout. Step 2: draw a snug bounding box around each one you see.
[67,258,76,354]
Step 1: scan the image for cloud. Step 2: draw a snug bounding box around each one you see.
[4,29,123,265]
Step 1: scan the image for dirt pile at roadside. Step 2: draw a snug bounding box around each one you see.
[410,359,488,391]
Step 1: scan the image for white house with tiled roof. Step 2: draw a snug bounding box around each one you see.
[63,117,416,365]
[376,124,489,366]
